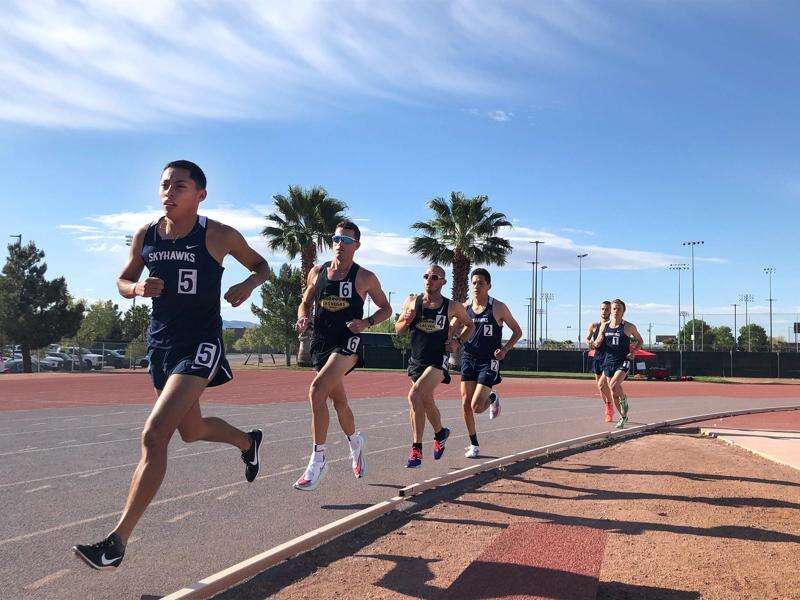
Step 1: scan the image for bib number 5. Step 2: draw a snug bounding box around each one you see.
[178,269,197,294]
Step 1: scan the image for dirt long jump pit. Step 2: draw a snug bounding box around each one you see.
[218,430,800,600]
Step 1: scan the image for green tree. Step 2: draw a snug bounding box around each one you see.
[368,316,397,333]
[234,326,269,354]
[679,319,715,351]
[76,300,123,346]
[711,326,734,351]
[262,185,348,364]
[410,192,512,303]
[250,263,303,366]
[392,330,412,367]
[738,323,768,351]
[0,242,84,372]
[222,329,238,352]
[121,304,151,341]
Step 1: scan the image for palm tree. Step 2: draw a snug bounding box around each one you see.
[262,186,348,364]
[410,192,512,303]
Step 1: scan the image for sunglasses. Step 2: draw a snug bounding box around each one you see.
[423,273,443,281]
[332,234,357,245]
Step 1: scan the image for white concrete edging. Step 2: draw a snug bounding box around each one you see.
[163,404,800,600]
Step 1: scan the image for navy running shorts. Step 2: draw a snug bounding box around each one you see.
[591,357,605,376]
[148,337,233,391]
[603,358,630,379]
[460,352,502,388]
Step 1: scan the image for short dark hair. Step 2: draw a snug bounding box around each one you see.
[429,264,446,278]
[601,300,611,306]
[336,220,361,240]
[612,299,626,312]
[471,268,491,284]
[163,160,206,190]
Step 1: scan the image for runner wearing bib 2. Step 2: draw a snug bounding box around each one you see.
[455,268,522,458]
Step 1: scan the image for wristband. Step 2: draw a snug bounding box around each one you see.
[367,315,375,327]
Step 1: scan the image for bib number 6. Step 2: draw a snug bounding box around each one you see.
[346,336,360,353]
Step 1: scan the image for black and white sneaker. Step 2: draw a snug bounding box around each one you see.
[72,532,125,570]
[241,429,262,482]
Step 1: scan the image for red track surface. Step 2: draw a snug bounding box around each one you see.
[1,370,799,411]
[445,523,605,600]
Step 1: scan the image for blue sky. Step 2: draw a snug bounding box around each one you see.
[3,1,800,343]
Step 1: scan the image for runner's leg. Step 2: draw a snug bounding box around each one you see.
[309,352,358,444]
[112,374,208,544]
[461,380,478,436]
[329,379,356,437]
[177,401,250,450]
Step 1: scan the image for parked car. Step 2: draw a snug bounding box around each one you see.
[57,346,103,370]
[1,358,51,373]
[98,349,126,368]
[46,351,78,371]
[134,355,150,369]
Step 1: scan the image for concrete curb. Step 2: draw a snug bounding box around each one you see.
[162,404,800,600]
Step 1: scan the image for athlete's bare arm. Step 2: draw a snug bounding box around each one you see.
[296,265,323,333]
[395,294,417,334]
[446,301,474,353]
[347,268,392,334]
[592,321,609,348]
[117,224,164,299]
[212,224,270,308]
[494,300,522,359]
[585,322,597,347]
[625,322,645,347]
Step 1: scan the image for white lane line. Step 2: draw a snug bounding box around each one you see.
[24,485,52,493]
[167,511,194,523]
[0,409,151,426]
[97,432,114,437]
[280,464,294,469]
[79,471,102,478]
[216,491,238,501]
[128,535,141,543]
[58,440,78,444]
[0,436,139,456]
[23,569,71,590]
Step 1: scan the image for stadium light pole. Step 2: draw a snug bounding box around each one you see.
[539,265,548,344]
[125,234,136,307]
[529,241,544,350]
[739,293,754,351]
[577,253,588,350]
[682,241,703,351]
[731,303,738,352]
[543,292,555,341]
[9,234,22,246]
[669,264,689,351]
[764,267,776,351]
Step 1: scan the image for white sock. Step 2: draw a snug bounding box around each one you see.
[313,444,326,462]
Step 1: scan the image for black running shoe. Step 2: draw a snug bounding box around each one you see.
[241,429,262,482]
[72,532,125,570]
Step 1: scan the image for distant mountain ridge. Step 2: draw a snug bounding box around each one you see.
[223,320,257,329]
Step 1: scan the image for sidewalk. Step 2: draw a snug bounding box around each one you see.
[219,411,800,599]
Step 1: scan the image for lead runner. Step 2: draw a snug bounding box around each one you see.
[73,160,270,570]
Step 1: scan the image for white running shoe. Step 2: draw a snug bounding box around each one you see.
[348,431,366,479]
[464,444,480,458]
[489,392,501,419]
[293,455,327,491]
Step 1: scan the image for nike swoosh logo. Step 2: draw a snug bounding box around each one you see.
[100,552,119,566]
[186,244,198,249]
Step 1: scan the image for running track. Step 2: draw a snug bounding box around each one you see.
[0,369,797,599]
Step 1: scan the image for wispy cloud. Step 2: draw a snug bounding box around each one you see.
[0,1,615,129]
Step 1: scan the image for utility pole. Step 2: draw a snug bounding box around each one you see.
[647,322,653,350]
[577,253,588,350]
[529,241,544,350]
[539,265,548,344]
[731,303,738,351]
[764,267,776,351]
[739,294,754,351]
[682,241,704,350]
[543,292,554,342]
[669,264,689,351]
